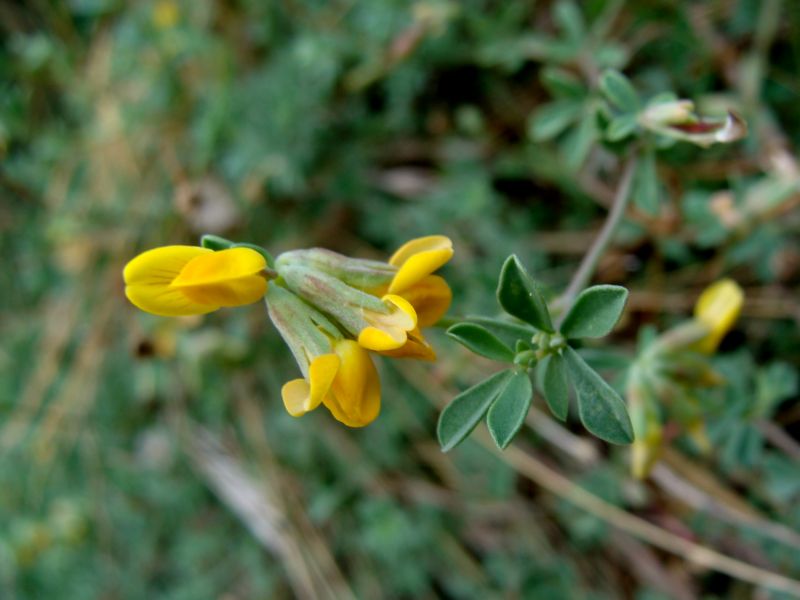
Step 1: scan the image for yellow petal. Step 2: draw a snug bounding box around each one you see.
[399,275,452,327]
[171,247,266,287]
[125,283,218,317]
[282,379,312,417]
[281,353,340,417]
[179,275,267,307]
[388,236,453,294]
[124,246,216,316]
[693,279,743,353]
[124,245,211,286]
[323,340,381,427]
[378,327,436,361]
[170,247,268,308]
[358,295,417,351]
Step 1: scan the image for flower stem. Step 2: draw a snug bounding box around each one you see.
[557,153,639,314]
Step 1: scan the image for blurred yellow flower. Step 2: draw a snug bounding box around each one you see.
[152,0,179,29]
[124,246,268,316]
[693,278,744,353]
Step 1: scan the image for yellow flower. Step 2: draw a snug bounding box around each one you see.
[281,339,381,428]
[387,235,453,294]
[371,238,453,359]
[693,278,743,353]
[152,0,179,29]
[393,274,452,327]
[377,327,436,361]
[124,246,268,316]
[357,294,418,352]
[323,339,381,427]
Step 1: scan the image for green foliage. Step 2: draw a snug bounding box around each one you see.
[443,255,632,449]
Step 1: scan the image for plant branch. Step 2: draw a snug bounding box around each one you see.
[558,154,639,312]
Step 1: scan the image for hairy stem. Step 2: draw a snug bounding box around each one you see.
[558,154,639,312]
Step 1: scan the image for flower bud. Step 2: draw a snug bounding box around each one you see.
[276,248,396,291]
[279,265,417,351]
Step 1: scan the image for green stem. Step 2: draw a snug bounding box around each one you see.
[558,153,639,314]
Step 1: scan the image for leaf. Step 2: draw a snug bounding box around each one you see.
[599,69,640,113]
[605,113,638,142]
[437,370,515,452]
[553,0,585,41]
[528,100,582,141]
[560,285,628,339]
[540,67,585,98]
[633,151,660,215]
[563,110,597,171]
[497,255,555,333]
[447,323,515,363]
[487,370,533,449]
[563,346,633,445]
[464,316,536,345]
[540,353,570,421]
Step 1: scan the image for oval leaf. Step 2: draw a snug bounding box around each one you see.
[447,323,515,363]
[497,255,554,333]
[560,285,628,339]
[437,370,515,452]
[540,353,570,421]
[563,346,633,445]
[487,370,533,449]
[599,69,640,113]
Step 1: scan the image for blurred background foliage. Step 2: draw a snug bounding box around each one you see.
[1,0,800,598]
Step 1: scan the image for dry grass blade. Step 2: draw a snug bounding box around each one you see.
[498,439,800,598]
[186,425,356,600]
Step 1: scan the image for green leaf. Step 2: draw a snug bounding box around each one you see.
[201,234,235,250]
[563,346,633,445]
[563,110,597,171]
[633,151,660,215]
[201,235,275,265]
[528,100,583,141]
[540,353,570,421]
[487,370,533,449]
[540,67,585,98]
[605,113,638,141]
[560,285,628,339]
[233,242,275,266]
[437,370,515,452]
[447,323,515,363]
[599,69,640,113]
[497,255,555,333]
[464,316,536,343]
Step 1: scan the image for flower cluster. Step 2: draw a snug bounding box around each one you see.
[123,236,453,427]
